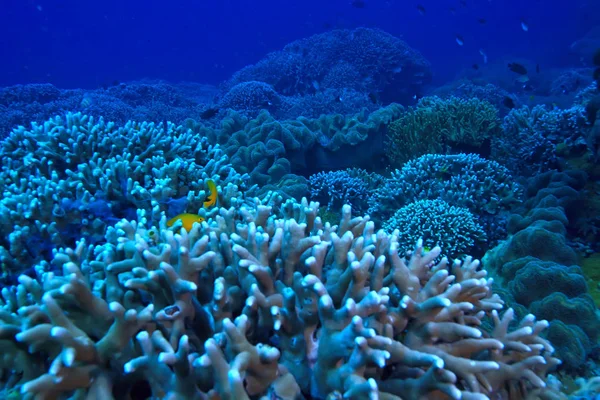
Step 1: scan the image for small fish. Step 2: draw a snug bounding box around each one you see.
[522,83,534,92]
[449,6,456,14]
[508,62,528,75]
[455,35,464,46]
[503,96,515,109]
[593,49,600,66]
[529,95,535,101]
[392,66,403,74]
[521,19,529,31]
[167,213,205,232]
[417,4,426,15]
[593,67,600,86]
[479,49,488,64]
[478,18,486,24]
[536,63,540,73]
[80,95,93,108]
[351,0,365,8]
[312,80,320,90]
[516,75,530,83]
[203,179,218,208]
[200,108,219,120]
[459,0,467,6]
[472,64,479,70]
[167,179,217,232]
[368,92,378,103]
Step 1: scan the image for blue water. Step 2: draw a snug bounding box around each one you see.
[1,0,597,88]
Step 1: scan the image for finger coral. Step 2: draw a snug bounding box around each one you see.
[0,198,564,399]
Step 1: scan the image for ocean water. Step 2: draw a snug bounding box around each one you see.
[1,0,600,399]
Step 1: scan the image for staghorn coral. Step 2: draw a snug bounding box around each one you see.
[0,198,564,399]
[385,96,500,167]
[0,113,255,276]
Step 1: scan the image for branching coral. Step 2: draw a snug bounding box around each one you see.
[0,198,563,399]
[383,199,487,259]
[0,113,253,275]
[369,154,521,230]
[309,168,385,214]
[309,170,370,213]
[492,104,589,177]
[385,96,500,167]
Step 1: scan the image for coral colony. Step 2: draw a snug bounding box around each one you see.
[1,26,600,399]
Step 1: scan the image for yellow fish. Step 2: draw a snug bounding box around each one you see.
[167,213,205,232]
[203,179,218,208]
[167,180,217,232]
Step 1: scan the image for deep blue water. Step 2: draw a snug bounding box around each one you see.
[1,0,598,88]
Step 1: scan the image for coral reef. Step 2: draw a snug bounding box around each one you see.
[550,69,593,97]
[217,81,282,117]
[385,96,500,167]
[0,198,564,399]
